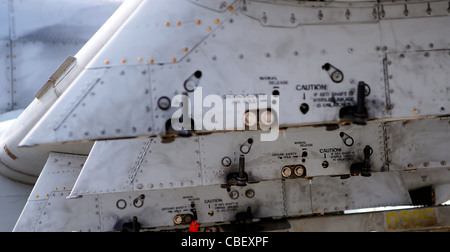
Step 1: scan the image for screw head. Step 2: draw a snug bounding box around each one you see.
[221,157,232,167]
[245,189,255,198]
[229,190,239,200]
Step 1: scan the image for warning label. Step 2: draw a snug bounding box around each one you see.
[319,147,355,162]
[312,91,354,108]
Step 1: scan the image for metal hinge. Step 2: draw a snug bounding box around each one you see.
[382,122,390,171]
[35,56,77,99]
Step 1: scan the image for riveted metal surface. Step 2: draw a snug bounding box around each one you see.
[379,1,450,20]
[0,0,11,112]
[87,0,239,68]
[70,137,202,198]
[132,137,202,191]
[20,0,450,146]
[199,122,385,185]
[0,41,12,113]
[242,0,378,26]
[14,147,450,231]
[310,172,411,214]
[386,50,450,118]
[283,205,450,232]
[11,41,82,109]
[27,153,86,201]
[70,139,143,196]
[283,178,312,217]
[387,118,450,171]
[22,65,155,144]
[189,0,237,12]
[69,117,449,199]
[9,0,450,232]
[149,12,386,131]
[13,152,88,232]
[98,180,284,231]
[0,0,8,41]
[0,0,123,113]
[380,15,450,53]
[70,122,386,198]
[18,168,449,231]
[34,190,100,232]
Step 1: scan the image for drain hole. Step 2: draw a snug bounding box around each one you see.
[300,103,309,114]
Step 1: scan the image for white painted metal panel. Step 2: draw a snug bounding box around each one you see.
[22,62,155,145]
[0,0,123,112]
[379,1,450,20]
[242,0,378,26]
[387,50,450,118]
[188,0,236,12]
[13,153,91,232]
[388,118,450,171]
[0,0,8,41]
[71,137,202,197]
[0,174,32,231]
[20,0,450,146]
[10,0,121,41]
[13,148,449,231]
[310,172,412,213]
[284,178,312,217]
[284,206,450,232]
[45,65,153,141]
[18,169,445,231]
[199,122,385,183]
[8,0,450,232]
[0,42,12,113]
[87,0,239,68]
[149,15,386,130]
[401,169,450,205]
[99,180,284,231]
[11,42,81,109]
[0,0,11,112]
[69,122,385,198]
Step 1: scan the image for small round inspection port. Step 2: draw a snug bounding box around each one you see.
[158,96,171,110]
[300,103,309,114]
[322,161,329,169]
